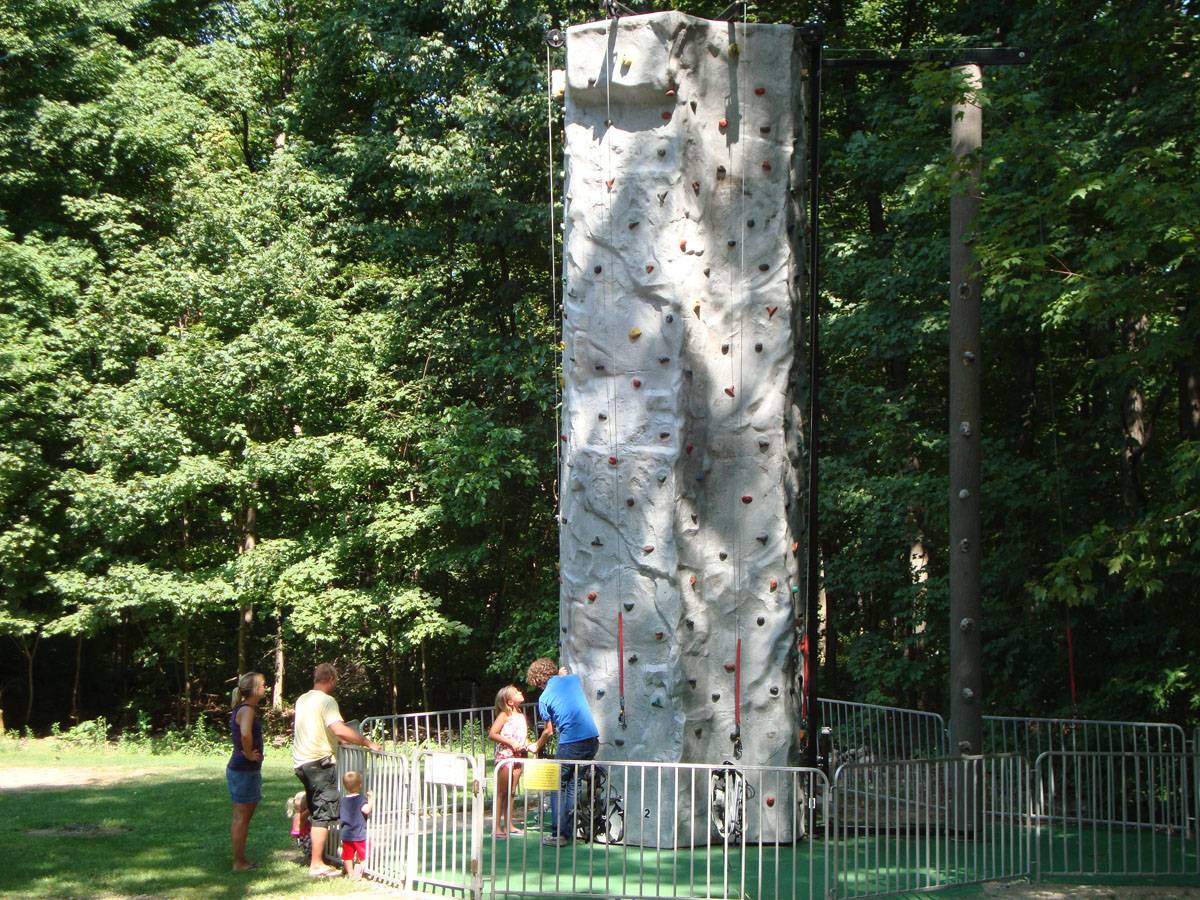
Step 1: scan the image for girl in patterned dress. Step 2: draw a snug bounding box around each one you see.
[489,685,531,837]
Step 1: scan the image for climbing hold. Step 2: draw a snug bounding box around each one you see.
[693,303,701,315]
[791,541,800,554]
[694,728,703,737]
[757,616,765,626]
[689,575,697,588]
[625,498,634,507]
[629,221,640,229]
[716,165,727,179]
[604,118,612,127]
[687,678,697,688]
[666,88,676,97]
[656,472,667,483]
[686,618,695,629]
[727,239,737,247]
[592,537,603,547]
[758,439,769,450]
[760,125,771,134]
[686,443,694,454]
[767,306,778,318]
[615,737,625,746]
[629,327,642,340]
[595,363,606,371]
[762,161,772,171]
[608,456,618,465]
[661,111,672,121]
[756,533,768,544]
[758,263,769,271]
[597,688,605,697]
[724,663,735,672]
[606,178,615,190]
[791,585,800,593]
[741,495,753,504]
[719,551,728,561]
[691,514,698,524]
[769,686,779,696]
[658,191,667,204]
[766,796,775,808]
[754,86,766,96]
[659,431,669,439]
[755,343,763,353]
[594,265,603,274]
[560,434,568,442]
[655,631,664,640]
[679,239,687,251]
[643,545,655,554]
[651,697,664,708]
[657,147,666,157]
[724,386,736,398]
[631,378,642,388]
[665,313,674,323]
[703,267,711,277]
[624,602,634,612]
[587,591,598,601]
[690,100,697,112]
[696,471,706,482]
[718,118,728,130]
[712,693,721,702]
[747,219,755,227]
[628,654,637,663]
[721,343,730,354]
[645,264,654,273]
[598,412,607,420]
[729,42,739,55]
[692,181,700,194]
[621,55,632,67]
[770,579,778,591]
[658,356,670,364]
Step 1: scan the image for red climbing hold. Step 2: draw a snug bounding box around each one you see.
[655,632,664,640]
[762,161,772,171]
[718,118,728,130]
[755,87,766,96]
[645,264,654,273]
[686,443,694,454]
[724,386,735,398]
[632,378,642,388]
[791,541,800,554]
[605,178,615,190]
[666,88,676,97]
[608,456,618,466]
[560,434,568,441]
[679,239,687,251]
[689,574,698,587]
[741,495,753,504]
[770,579,778,591]
[661,111,672,121]
[724,663,736,672]
[643,545,654,554]
[766,796,775,807]
[767,306,778,318]
[692,181,700,194]
[587,591,598,601]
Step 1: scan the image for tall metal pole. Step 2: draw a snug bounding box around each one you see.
[799,22,823,771]
[948,64,983,758]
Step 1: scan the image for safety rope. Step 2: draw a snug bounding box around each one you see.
[547,44,562,513]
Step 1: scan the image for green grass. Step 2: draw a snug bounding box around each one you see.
[0,739,372,898]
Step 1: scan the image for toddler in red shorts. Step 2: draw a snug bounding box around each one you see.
[339,771,373,879]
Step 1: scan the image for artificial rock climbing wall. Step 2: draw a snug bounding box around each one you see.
[558,12,808,842]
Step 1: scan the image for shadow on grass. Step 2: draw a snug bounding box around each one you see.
[0,763,366,898]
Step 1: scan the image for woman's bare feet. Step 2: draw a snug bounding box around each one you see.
[232,860,257,871]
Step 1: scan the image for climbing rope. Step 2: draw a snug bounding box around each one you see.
[547,44,562,513]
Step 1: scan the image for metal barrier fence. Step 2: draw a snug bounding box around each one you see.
[1034,751,1199,879]
[362,703,544,756]
[831,754,1030,897]
[821,698,948,763]
[490,757,830,900]
[981,715,1187,760]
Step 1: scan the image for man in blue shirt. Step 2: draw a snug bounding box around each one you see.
[527,658,600,846]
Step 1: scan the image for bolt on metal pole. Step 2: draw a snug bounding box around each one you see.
[948,63,983,761]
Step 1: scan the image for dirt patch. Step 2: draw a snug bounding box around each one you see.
[0,765,171,792]
[26,823,132,837]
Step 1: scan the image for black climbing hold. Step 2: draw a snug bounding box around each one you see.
[747,219,755,227]
[727,239,737,247]
[719,551,728,561]
[756,533,768,544]
[591,537,603,547]
[657,472,667,483]
[629,654,638,663]
[615,738,625,746]
[659,432,669,439]
[624,602,634,612]
[684,369,693,378]
[595,364,606,371]
[703,267,710,277]
[599,412,607,420]
[643,545,654,554]
[665,314,674,323]
[690,99,697,112]
[696,472,705,481]
[769,686,779,696]
[758,263,769,272]
[594,265,602,274]
[657,148,666,157]
[597,689,606,697]
[626,498,635,507]
[651,697,664,708]
[721,344,729,354]
[694,728,703,737]
[691,514,698,524]
[687,678,697,688]
[716,165,727,179]
[760,125,771,134]
[658,356,670,364]
[711,693,721,702]
[658,192,667,204]
[685,619,695,629]
[755,342,763,353]
[758,438,769,449]
[757,616,765,626]
[629,221,640,229]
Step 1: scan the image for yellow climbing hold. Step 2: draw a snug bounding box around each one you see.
[693,303,701,316]
[629,327,642,340]
[621,55,633,68]
[729,42,740,56]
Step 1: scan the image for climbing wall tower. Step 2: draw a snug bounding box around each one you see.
[558,12,808,841]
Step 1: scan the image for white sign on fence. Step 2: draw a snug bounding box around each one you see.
[424,753,469,787]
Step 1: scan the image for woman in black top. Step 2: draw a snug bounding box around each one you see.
[227,671,266,871]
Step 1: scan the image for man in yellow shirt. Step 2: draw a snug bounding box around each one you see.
[293,662,380,878]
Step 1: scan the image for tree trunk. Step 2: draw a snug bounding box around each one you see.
[272,611,285,710]
[1121,317,1151,514]
[22,635,40,729]
[1179,355,1200,441]
[238,503,257,674]
[819,540,837,682]
[70,634,82,724]
[182,629,192,727]
[420,639,429,710]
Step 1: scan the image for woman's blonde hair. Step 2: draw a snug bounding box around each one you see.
[494,685,520,715]
[231,671,263,708]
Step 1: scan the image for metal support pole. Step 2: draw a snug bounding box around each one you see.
[948,64,983,759]
[799,22,824,771]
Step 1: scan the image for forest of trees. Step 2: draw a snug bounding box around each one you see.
[1,0,1196,735]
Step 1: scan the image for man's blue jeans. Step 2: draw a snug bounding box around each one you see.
[551,737,599,839]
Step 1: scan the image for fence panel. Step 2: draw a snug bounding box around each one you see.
[403,751,486,898]
[1034,751,1198,880]
[326,744,413,886]
[489,758,830,900]
[832,754,1030,897]
[820,698,948,763]
[363,704,544,756]
[982,716,1186,760]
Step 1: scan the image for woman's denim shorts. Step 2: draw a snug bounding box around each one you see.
[226,766,263,804]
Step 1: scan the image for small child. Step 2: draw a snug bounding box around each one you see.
[339,771,373,880]
[286,790,311,856]
[488,685,536,838]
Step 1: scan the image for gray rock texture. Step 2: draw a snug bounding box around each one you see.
[558,11,808,841]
